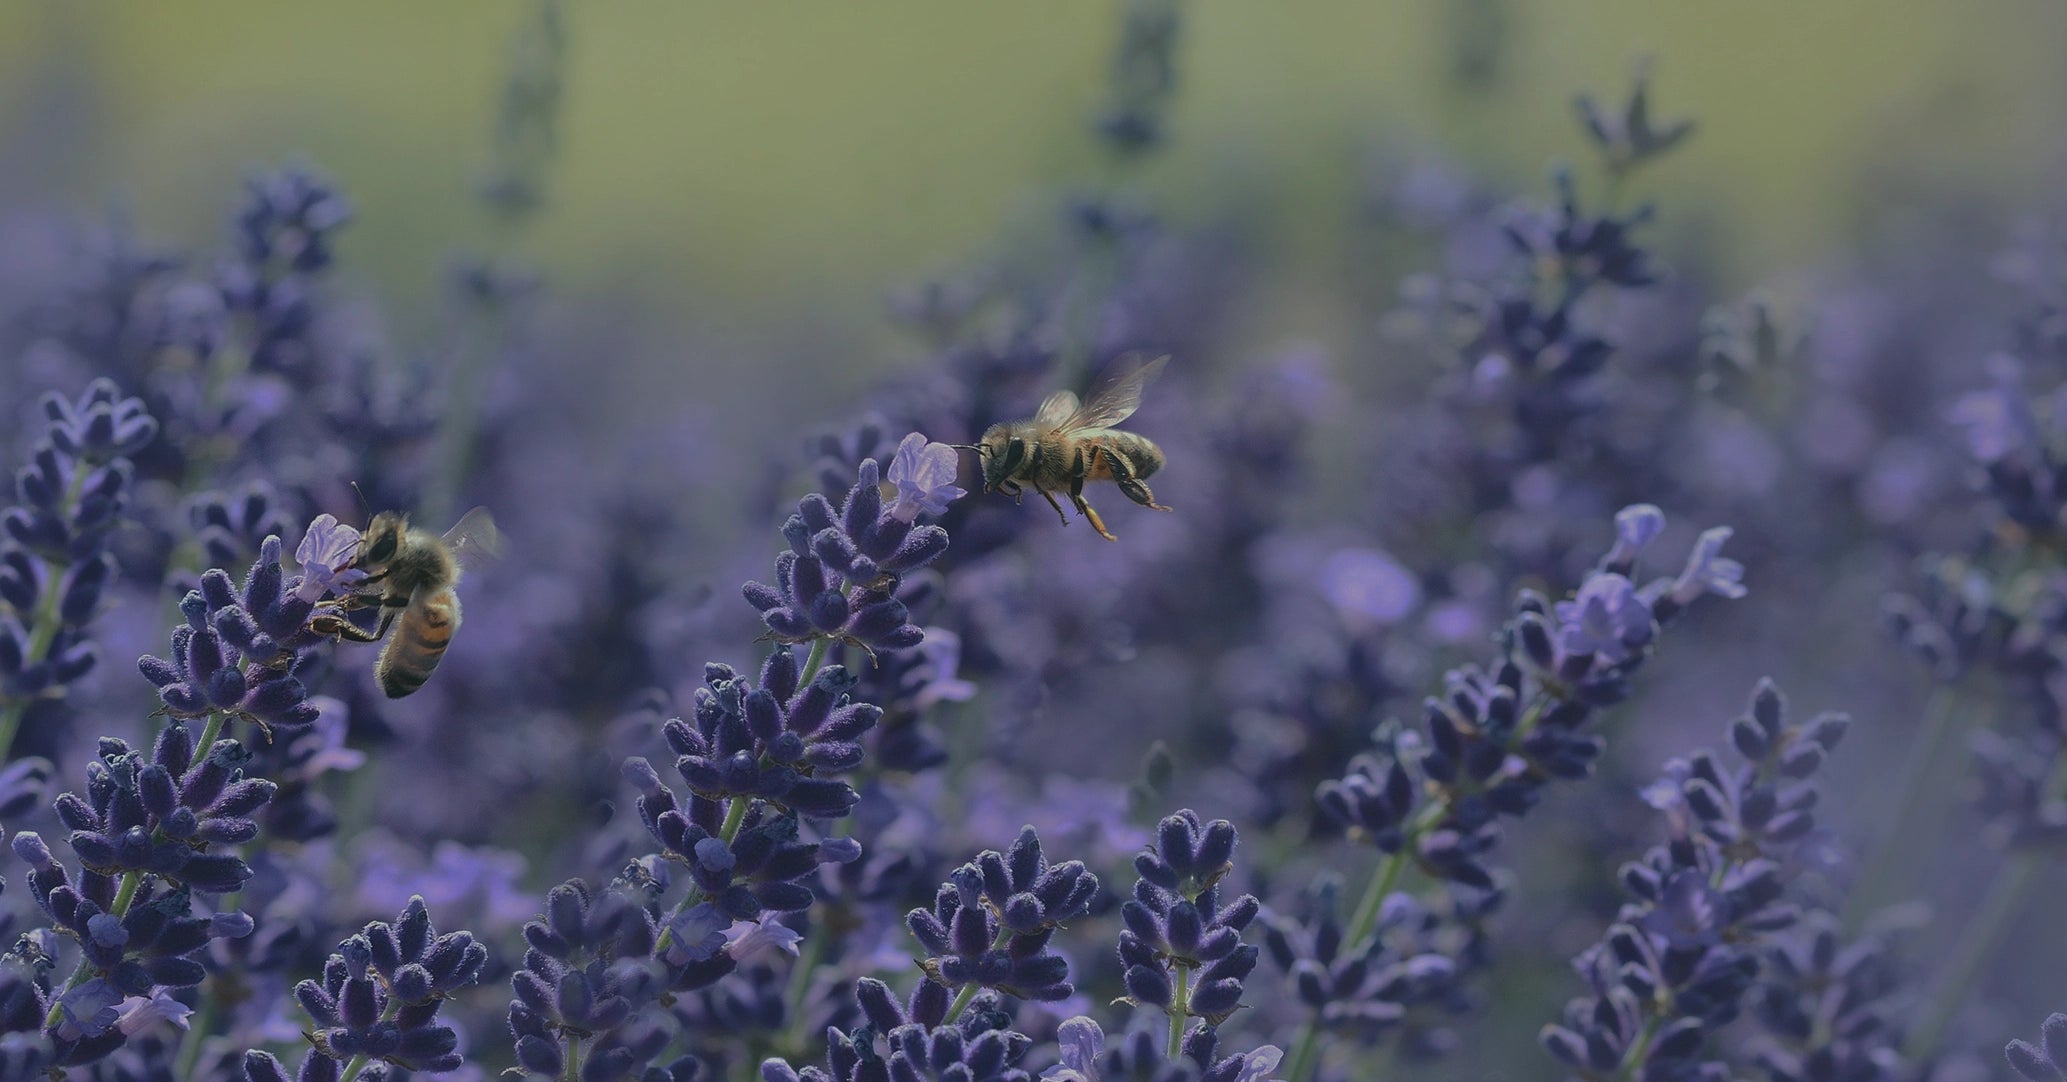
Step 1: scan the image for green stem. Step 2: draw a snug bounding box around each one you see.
[173,980,221,1079]
[193,710,230,764]
[0,465,92,759]
[1845,686,1961,930]
[796,638,832,688]
[1286,846,1414,1082]
[1615,1017,1663,1081]
[941,927,1016,1025]
[1283,1020,1324,1082]
[421,298,502,527]
[1904,743,2067,1060]
[1167,966,1191,1060]
[652,796,753,953]
[44,871,142,1029]
[339,998,404,1082]
[563,1033,583,1082]
[1905,851,2037,1060]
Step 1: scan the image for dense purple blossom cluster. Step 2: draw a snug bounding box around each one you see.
[2,4,2066,1081]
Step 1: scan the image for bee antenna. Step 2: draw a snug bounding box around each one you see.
[947,443,986,454]
[349,481,374,524]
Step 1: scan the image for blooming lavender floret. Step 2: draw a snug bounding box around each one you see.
[292,514,367,603]
[888,433,969,523]
[907,827,1097,1003]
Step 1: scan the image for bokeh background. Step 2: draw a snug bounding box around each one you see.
[7,1,2067,426]
[6,2,2067,1079]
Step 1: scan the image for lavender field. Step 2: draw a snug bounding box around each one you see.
[5,4,2067,1081]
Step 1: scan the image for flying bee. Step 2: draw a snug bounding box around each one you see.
[961,353,1173,541]
[310,507,501,698]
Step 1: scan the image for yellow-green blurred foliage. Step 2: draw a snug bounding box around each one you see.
[5,1,2063,381]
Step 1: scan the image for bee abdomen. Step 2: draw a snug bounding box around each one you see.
[376,589,460,698]
[1102,431,1165,478]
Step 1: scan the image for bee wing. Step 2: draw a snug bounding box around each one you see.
[1033,389,1081,428]
[1063,353,1169,432]
[442,506,504,572]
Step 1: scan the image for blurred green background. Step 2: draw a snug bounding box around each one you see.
[5,1,2063,392]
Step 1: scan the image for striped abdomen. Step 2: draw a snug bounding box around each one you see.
[376,586,461,698]
[1085,430,1164,481]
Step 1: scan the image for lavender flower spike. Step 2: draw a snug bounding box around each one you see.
[888,432,968,523]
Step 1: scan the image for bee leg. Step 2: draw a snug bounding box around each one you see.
[998,479,1025,505]
[1036,486,1072,527]
[1103,448,1173,511]
[1069,492,1119,542]
[317,618,382,645]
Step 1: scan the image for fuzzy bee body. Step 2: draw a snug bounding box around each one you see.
[967,354,1173,541]
[321,507,499,698]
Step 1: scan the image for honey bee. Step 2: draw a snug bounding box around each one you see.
[313,507,501,698]
[963,354,1173,541]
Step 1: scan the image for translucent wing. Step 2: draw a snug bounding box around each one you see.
[1065,353,1169,431]
[1034,389,1081,428]
[442,506,503,573]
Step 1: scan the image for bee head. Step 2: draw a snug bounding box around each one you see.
[965,426,1026,492]
[358,512,408,569]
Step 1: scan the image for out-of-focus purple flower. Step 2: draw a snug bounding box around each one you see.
[1319,548,1419,628]
[292,513,367,603]
[2008,1013,2067,1081]
[1948,355,2040,464]
[1602,503,1665,571]
[1665,526,1747,607]
[1554,573,1655,665]
[888,432,968,523]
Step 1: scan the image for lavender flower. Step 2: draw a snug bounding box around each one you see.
[1039,1018,1282,1082]
[275,896,486,1075]
[646,650,881,820]
[0,379,158,757]
[745,455,949,655]
[1540,680,1847,1080]
[138,532,341,735]
[1117,812,1262,1028]
[11,826,255,1066]
[52,725,274,893]
[907,826,1098,1004]
[507,878,703,1082]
